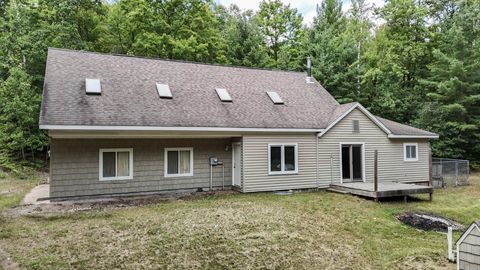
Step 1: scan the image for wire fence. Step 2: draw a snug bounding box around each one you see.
[432,158,470,188]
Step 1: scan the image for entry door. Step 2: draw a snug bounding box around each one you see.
[232,143,241,186]
[341,144,363,182]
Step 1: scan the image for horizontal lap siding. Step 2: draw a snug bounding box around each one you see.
[318,109,430,187]
[459,228,480,269]
[50,138,232,198]
[242,134,317,192]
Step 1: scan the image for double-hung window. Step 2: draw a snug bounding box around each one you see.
[99,148,133,180]
[268,144,298,174]
[404,143,418,161]
[164,148,193,177]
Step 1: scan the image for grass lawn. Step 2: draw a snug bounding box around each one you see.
[0,173,479,269]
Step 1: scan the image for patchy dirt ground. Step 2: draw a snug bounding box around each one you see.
[397,211,466,232]
[6,190,238,218]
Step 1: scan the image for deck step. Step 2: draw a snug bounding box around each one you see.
[327,188,350,194]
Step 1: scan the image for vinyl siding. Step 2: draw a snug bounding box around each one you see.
[459,226,480,270]
[242,134,317,192]
[50,138,232,198]
[317,108,430,188]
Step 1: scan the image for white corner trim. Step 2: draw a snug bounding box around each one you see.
[456,223,479,246]
[403,143,419,162]
[318,103,392,138]
[40,125,324,133]
[99,148,133,181]
[388,134,439,139]
[164,147,194,178]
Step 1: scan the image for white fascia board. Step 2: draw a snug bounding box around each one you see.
[318,103,392,137]
[388,134,439,139]
[456,223,479,246]
[40,125,324,133]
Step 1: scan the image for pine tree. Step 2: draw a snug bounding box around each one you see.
[309,0,357,102]
[416,0,480,164]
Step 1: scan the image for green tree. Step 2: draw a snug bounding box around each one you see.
[361,0,431,123]
[0,67,46,161]
[309,0,357,102]
[256,0,304,69]
[415,0,480,164]
[104,0,227,63]
[216,4,270,67]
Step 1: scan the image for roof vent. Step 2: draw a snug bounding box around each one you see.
[267,91,284,105]
[85,78,101,94]
[306,57,314,84]
[215,88,232,102]
[156,83,172,99]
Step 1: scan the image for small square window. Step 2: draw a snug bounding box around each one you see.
[165,148,193,177]
[404,143,418,161]
[99,148,133,180]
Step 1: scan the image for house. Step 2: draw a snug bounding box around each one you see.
[456,221,480,270]
[39,48,438,199]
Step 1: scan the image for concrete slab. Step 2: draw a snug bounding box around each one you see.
[21,184,50,205]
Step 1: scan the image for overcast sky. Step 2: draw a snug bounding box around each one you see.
[215,0,386,25]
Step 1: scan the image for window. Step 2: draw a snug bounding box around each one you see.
[353,120,360,133]
[164,148,193,177]
[85,78,101,94]
[215,88,232,102]
[266,91,284,104]
[404,143,418,161]
[156,83,172,99]
[99,148,133,180]
[268,144,298,174]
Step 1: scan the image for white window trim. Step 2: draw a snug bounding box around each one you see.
[404,143,419,162]
[164,147,194,177]
[99,148,133,181]
[268,143,298,175]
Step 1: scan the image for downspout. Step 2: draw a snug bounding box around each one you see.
[316,133,319,189]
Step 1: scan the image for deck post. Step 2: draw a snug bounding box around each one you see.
[374,150,378,192]
[428,146,432,187]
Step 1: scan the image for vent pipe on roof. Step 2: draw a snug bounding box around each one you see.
[306,57,314,84]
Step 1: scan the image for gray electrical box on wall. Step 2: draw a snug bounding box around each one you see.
[209,156,218,166]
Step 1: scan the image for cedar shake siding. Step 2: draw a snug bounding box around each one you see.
[458,225,480,270]
[50,138,232,198]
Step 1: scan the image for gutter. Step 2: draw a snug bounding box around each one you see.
[387,134,439,139]
[40,125,324,133]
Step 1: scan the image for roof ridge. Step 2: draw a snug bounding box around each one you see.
[48,47,309,75]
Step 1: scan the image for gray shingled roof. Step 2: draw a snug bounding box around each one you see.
[40,48,338,129]
[39,48,437,137]
[376,116,438,137]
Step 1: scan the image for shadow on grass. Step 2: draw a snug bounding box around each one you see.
[25,210,113,222]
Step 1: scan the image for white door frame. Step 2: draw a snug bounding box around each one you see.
[339,142,366,184]
[232,142,241,187]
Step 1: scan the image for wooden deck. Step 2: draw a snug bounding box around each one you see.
[329,182,433,201]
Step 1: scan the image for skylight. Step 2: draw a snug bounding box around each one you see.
[267,91,284,104]
[156,83,172,99]
[215,88,232,102]
[85,78,101,94]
